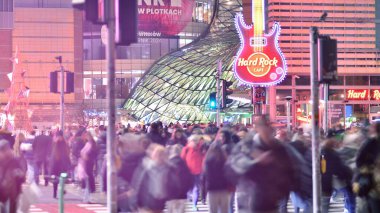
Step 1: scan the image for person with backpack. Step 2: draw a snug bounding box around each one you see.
[181,134,206,211]
[0,139,26,213]
[166,145,194,213]
[354,122,380,213]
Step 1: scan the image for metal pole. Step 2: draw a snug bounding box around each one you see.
[106,0,117,212]
[286,100,291,133]
[216,60,221,126]
[58,173,68,213]
[310,26,321,213]
[59,58,64,132]
[323,84,328,135]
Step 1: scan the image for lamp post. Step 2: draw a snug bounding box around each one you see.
[285,96,292,133]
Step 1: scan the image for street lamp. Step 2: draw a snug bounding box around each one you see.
[285,96,292,133]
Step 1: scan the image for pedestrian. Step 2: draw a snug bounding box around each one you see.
[13,133,27,171]
[132,144,171,213]
[181,134,206,211]
[226,116,295,213]
[166,145,194,213]
[204,142,233,213]
[20,130,36,184]
[49,132,70,198]
[147,122,166,146]
[167,128,187,147]
[321,139,353,213]
[33,130,53,186]
[0,139,26,213]
[70,128,86,183]
[354,122,380,213]
[79,131,98,203]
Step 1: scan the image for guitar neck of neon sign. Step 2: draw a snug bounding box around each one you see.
[234,0,287,86]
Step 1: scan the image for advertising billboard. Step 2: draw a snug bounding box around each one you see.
[138,0,195,37]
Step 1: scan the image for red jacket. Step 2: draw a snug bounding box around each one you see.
[181,143,205,175]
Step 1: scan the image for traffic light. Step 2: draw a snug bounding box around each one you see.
[50,71,58,93]
[116,0,138,46]
[319,35,337,83]
[221,80,233,108]
[72,0,102,24]
[65,72,75,93]
[209,92,217,109]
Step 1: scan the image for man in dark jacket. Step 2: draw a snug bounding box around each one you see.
[33,131,53,186]
[226,116,294,213]
[147,122,166,146]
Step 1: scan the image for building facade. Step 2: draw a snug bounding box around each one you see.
[0,0,83,128]
[267,0,380,128]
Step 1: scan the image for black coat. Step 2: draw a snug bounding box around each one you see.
[33,135,53,162]
[321,147,352,195]
[167,156,194,199]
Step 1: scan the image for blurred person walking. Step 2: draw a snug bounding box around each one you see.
[204,141,233,213]
[79,132,98,203]
[69,128,86,184]
[166,145,194,213]
[354,122,380,213]
[226,116,295,213]
[33,130,53,186]
[20,130,36,184]
[0,139,26,213]
[181,134,206,211]
[49,132,70,199]
[167,128,187,147]
[132,144,171,213]
[321,139,353,213]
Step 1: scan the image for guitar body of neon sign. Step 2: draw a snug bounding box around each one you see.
[233,0,287,86]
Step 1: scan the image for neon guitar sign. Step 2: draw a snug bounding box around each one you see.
[233,0,287,86]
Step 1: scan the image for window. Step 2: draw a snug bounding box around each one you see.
[276,89,292,100]
[329,90,344,100]
[276,104,292,116]
[346,76,369,86]
[370,76,380,86]
[277,75,292,86]
[331,76,344,85]
[296,90,311,101]
[295,76,310,85]
[0,0,13,11]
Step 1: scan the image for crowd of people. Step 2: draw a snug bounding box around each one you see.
[0,115,380,213]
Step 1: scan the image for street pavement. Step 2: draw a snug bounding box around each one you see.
[27,183,345,213]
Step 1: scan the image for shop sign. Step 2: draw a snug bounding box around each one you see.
[252,87,266,104]
[371,89,380,100]
[346,89,369,100]
[233,0,287,86]
[138,0,194,37]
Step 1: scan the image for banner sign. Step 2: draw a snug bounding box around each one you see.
[371,89,380,100]
[138,0,195,37]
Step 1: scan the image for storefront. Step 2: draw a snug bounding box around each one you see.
[274,75,380,129]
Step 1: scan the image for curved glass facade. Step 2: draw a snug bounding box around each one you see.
[124,0,243,123]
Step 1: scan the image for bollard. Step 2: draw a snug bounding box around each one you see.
[58,173,68,213]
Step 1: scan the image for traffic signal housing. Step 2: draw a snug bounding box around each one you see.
[209,92,217,109]
[319,35,337,84]
[65,72,75,93]
[221,80,233,108]
[50,71,58,93]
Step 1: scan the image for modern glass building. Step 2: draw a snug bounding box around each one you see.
[123,0,243,123]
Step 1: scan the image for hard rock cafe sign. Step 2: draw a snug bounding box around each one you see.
[346,89,369,100]
[233,0,287,86]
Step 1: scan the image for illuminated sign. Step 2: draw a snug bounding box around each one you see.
[346,89,369,100]
[233,0,287,86]
[138,0,194,37]
[371,89,380,100]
